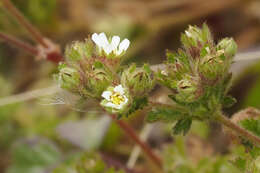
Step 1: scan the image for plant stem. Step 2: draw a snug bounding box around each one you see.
[0,32,38,56]
[108,114,163,169]
[127,124,153,169]
[2,0,48,48]
[216,113,260,146]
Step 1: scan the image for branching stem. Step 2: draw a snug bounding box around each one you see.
[0,32,38,56]
[216,113,260,146]
[2,0,48,47]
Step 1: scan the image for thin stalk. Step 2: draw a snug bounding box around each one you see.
[108,114,163,169]
[0,32,38,56]
[2,0,48,47]
[216,113,260,146]
[127,124,153,169]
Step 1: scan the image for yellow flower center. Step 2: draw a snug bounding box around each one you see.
[110,92,125,105]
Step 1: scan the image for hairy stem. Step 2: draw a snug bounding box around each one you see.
[0,32,38,56]
[108,114,163,169]
[2,0,48,47]
[216,113,260,146]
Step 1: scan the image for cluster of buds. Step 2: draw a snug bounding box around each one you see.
[56,33,155,115]
[121,64,155,97]
[56,38,114,99]
[158,24,237,117]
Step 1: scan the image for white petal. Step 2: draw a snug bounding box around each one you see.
[103,44,113,55]
[117,39,130,55]
[99,33,109,47]
[114,85,124,95]
[119,39,130,51]
[116,104,123,110]
[123,95,128,104]
[105,102,119,109]
[91,33,102,47]
[111,36,120,49]
[102,91,112,101]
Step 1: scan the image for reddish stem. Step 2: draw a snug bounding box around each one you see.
[2,0,48,48]
[108,114,163,169]
[0,32,38,56]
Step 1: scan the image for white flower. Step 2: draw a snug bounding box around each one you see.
[91,33,130,56]
[101,85,128,110]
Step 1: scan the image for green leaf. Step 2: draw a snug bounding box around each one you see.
[7,138,61,173]
[232,158,246,171]
[240,119,260,137]
[223,95,236,108]
[172,118,192,135]
[146,108,183,123]
[122,97,148,118]
[53,152,125,173]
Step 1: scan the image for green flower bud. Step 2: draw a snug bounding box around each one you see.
[199,54,224,82]
[217,38,237,58]
[181,23,213,51]
[58,63,81,92]
[84,61,113,98]
[175,75,202,103]
[121,64,155,97]
[65,39,95,61]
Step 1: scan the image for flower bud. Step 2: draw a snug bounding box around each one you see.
[121,64,155,97]
[199,54,224,82]
[84,61,113,98]
[57,64,81,92]
[181,23,213,51]
[175,75,202,103]
[65,39,94,61]
[217,38,237,58]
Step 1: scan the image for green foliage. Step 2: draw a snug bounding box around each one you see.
[123,97,148,118]
[147,107,183,122]
[53,152,125,173]
[240,118,260,137]
[223,95,237,108]
[7,138,61,173]
[163,137,242,173]
[231,146,260,173]
[172,118,192,135]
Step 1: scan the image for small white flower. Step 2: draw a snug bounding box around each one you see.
[91,33,130,56]
[101,84,128,110]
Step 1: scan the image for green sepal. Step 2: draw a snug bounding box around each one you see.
[222,95,236,108]
[172,118,192,135]
[123,97,148,118]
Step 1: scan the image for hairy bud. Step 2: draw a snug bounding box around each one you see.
[57,64,81,92]
[84,61,113,98]
[65,39,95,61]
[217,38,237,59]
[175,75,202,103]
[121,64,155,97]
[181,23,213,54]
